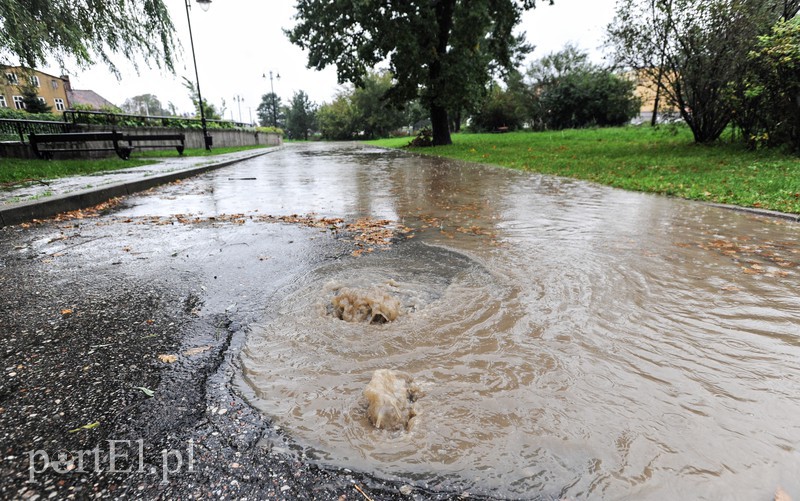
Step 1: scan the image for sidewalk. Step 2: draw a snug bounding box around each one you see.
[0,147,280,227]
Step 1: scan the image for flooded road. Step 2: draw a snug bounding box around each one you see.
[124,142,800,499]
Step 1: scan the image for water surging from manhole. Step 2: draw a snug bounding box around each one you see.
[329,286,401,324]
[364,369,422,431]
[236,242,512,490]
[230,143,800,500]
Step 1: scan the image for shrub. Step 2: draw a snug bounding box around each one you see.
[469,87,526,132]
[0,108,62,122]
[407,128,433,147]
[256,126,284,135]
[538,70,640,130]
[731,18,800,150]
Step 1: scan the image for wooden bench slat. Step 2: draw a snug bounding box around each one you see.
[122,133,185,156]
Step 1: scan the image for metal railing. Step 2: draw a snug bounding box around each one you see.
[62,110,251,130]
[0,118,71,143]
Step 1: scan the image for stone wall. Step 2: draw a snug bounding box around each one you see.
[0,142,35,159]
[0,126,281,159]
[78,125,282,149]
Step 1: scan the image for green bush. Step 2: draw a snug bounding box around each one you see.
[732,18,800,150]
[255,126,284,134]
[469,87,527,132]
[0,108,62,122]
[537,70,640,130]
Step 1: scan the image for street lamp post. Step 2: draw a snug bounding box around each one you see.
[185,0,212,150]
[233,95,244,123]
[262,70,280,127]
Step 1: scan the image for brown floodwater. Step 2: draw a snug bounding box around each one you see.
[163,142,798,499]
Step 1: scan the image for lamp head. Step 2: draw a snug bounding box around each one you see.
[196,0,211,12]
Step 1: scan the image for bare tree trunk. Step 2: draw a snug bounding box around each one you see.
[651,0,672,126]
[428,0,455,146]
[431,104,451,145]
[650,84,661,126]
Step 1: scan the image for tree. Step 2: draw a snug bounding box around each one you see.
[256,93,284,128]
[521,46,639,130]
[121,94,169,116]
[0,0,177,76]
[351,71,410,139]
[287,0,550,146]
[733,17,800,149]
[314,73,418,140]
[526,43,590,85]
[316,90,360,140]
[524,44,594,129]
[20,86,51,113]
[607,0,796,143]
[182,77,221,120]
[469,75,528,132]
[537,69,640,129]
[284,91,316,140]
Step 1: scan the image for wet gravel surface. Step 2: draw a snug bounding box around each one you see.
[0,198,509,500]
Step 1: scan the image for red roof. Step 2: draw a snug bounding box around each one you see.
[67,89,116,109]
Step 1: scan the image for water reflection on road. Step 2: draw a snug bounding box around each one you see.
[133,142,800,499]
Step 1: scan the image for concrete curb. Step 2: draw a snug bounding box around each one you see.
[0,147,281,228]
[704,202,800,223]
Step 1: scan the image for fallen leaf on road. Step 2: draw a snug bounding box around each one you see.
[183,346,211,357]
[135,387,155,397]
[60,309,73,316]
[68,421,100,433]
[158,354,178,363]
[354,484,375,501]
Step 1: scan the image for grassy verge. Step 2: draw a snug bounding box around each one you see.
[369,126,800,214]
[0,144,274,186]
[0,158,156,186]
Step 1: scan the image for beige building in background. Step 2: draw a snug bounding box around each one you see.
[629,69,681,121]
[0,66,71,113]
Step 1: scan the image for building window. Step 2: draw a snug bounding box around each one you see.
[54,98,65,111]
[13,95,25,110]
[38,97,46,105]
[5,73,18,84]
[51,79,59,90]
[29,75,40,87]
[0,95,7,108]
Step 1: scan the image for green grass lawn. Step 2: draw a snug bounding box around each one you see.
[369,126,800,214]
[0,158,156,185]
[0,144,274,186]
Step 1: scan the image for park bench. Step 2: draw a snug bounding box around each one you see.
[29,131,132,160]
[121,133,185,156]
[28,131,186,160]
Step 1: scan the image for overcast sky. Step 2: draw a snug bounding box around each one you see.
[40,0,618,121]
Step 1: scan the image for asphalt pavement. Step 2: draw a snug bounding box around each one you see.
[0,145,457,501]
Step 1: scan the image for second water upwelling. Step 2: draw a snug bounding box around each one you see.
[163,142,800,500]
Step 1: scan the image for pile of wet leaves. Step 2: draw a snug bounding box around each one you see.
[679,231,798,279]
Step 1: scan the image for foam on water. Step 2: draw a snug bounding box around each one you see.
[363,369,422,431]
[330,287,401,324]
